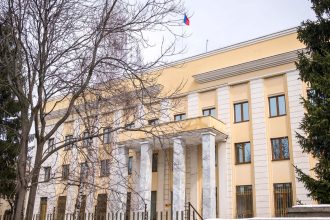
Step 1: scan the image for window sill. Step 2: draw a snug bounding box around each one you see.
[272,158,290,162]
[234,120,249,124]
[269,114,287,118]
[235,162,251,165]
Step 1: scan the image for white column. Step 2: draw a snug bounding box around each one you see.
[202,132,216,219]
[139,141,152,213]
[217,86,233,218]
[172,137,186,219]
[250,79,271,217]
[287,70,312,204]
[187,93,199,118]
[109,145,128,212]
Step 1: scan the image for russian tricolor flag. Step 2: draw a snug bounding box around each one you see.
[184,14,190,26]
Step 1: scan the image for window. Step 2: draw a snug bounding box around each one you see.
[234,102,249,123]
[274,183,292,217]
[62,165,69,180]
[126,192,131,220]
[83,131,92,146]
[152,153,158,172]
[103,128,111,144]
[271,137,289,160]
[202,107,216,117]
[80,162,88,178]
[100,159,110,177]
[44,167,51,182]
[64,135,74,150]
[269,95,286,117]
[151,191,157,220]
[235,142,251,164]
[174,113,186,121]
[148,119,159,126]
[96,194,107,216]
[48,138,55,152]
[128,156,133,175]
[125,122,135,129]
[57,196,66,220]
[236,185,253,218]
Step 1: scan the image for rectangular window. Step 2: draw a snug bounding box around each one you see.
[64,135,74,150]
[274,183,292,217]
[44,167,51,182]
[271,137,289,160]
[174,113,186,121]
[100,159,110,177]
[103,128,111,144]
[235,142,251,164]
[202,107,216,117]
[83,131,92,146]
[57,196,66,220]
[96,194,107,216]
[125,122,135,129]
[148,118,159,126]
[126,192,131,220]
[80,162,88,178]
[236,185,253,218]
[128,156,133,175]
[39,197,48,220]
[151,191,157,220]
[234,102,249,123]
[62,164,69,180]
[48,138,54,152]
[152,153,158,172]
[269,95,286,117]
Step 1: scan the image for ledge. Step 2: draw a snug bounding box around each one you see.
[193,50,301,84]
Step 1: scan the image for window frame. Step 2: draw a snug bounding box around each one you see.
[268,95,286,118]
[44,166,51,182]
[103,127,111,144]
[48,138,55,152]
[152,153,158,172]
[271,137,290,161]
[235,142,251,164]
[234,102,249,123]
[80,162,88,179]
[62,164,70,180]
[273,183,293,217]
[128,156,133,175]
[125,122,135,129]
[148,118,159,126]
[83,131,93,147]
[100,159,110,177]
[64,135,74,150]
[236,185,253,218]
[202,107,216,117]
[174,113,186,121]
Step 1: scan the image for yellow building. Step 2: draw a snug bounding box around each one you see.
[32,27,315,219]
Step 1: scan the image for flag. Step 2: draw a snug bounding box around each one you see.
[184,14,190,26]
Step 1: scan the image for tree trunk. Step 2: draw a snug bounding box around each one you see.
[13,187,26,220]
[25,162,41,220]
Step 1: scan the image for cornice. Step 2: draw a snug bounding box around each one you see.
[193,49,301,84]
[149,27,298,72]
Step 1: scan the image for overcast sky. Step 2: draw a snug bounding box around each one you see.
[143,0,316,62]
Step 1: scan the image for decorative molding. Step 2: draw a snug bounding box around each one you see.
[193,50,300,83]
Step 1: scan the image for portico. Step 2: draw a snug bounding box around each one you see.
[117,116,228,219]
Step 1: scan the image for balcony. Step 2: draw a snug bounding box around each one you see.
[117,116,228,148]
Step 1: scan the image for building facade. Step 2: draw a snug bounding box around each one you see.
[31,28,316,219]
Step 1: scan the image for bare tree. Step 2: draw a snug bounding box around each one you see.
[0,0,185,219]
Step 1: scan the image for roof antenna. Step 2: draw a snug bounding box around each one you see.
[206,39,209,52]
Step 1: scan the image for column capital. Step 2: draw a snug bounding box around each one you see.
[172,136,183,141]
[201,131,216,137]
[139,141,149,145]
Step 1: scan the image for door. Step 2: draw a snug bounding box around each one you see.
[57,196,67,220]
[39,197,47,220]
[151,191,157,220]
[96,194,107,220]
